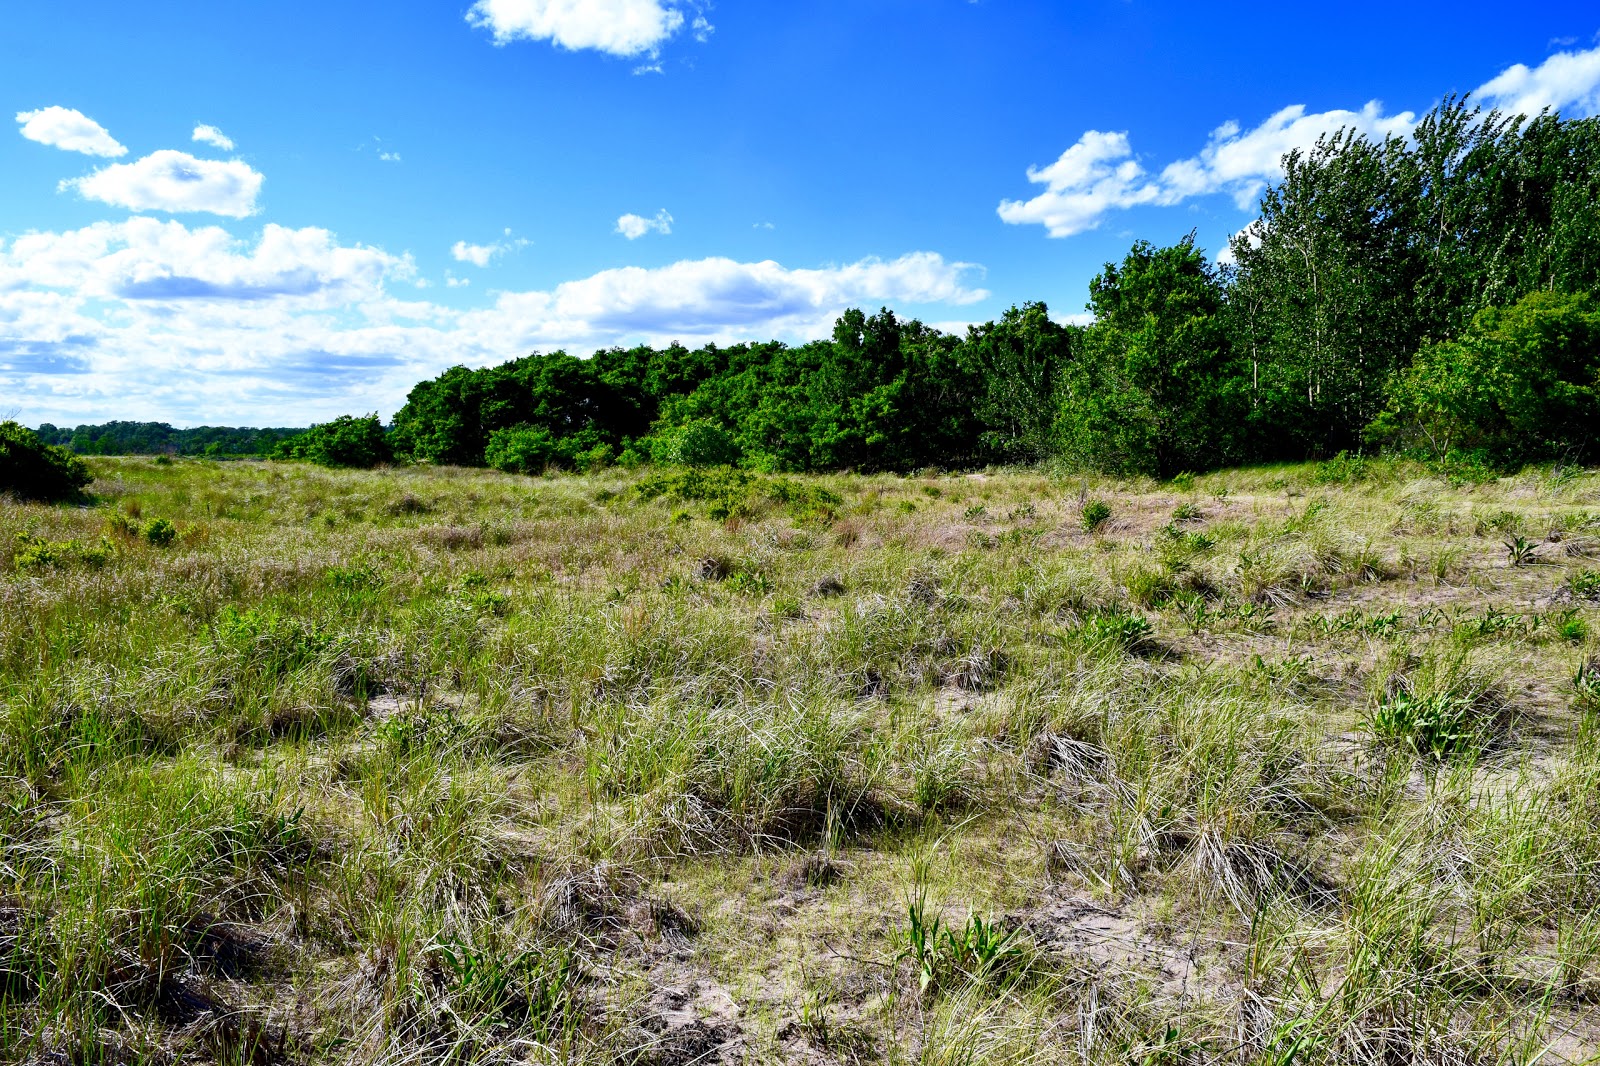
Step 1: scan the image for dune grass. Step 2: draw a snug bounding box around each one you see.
[2,456,1598,1063]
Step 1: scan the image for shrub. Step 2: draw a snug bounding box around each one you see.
[650,419,741,467]
[276,414,392,468]
[485,424,558,474]
[0,421,92,501]
[1081,498,1112,532]
[1313,451,1369,484]
[1367,291,1600,466]
[12,532,113,571]
[142,518,178,547]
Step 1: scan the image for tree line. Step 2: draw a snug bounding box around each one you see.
[35,98,1600,481]
[33,422,304,458]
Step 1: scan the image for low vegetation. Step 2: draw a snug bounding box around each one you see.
[3,455,1599,1064]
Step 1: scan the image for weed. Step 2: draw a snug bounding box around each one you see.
[11,532,113,571]
[896,891,1027,997]
[1368,688,1481,760]
[1504,534,1541,566]
[141,517,178,547]
[1081,498,1112,532]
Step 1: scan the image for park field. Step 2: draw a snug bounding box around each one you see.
[3,457,1600,1065]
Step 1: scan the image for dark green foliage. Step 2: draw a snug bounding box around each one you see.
[1367,291,1600,466]
[1231,100,1600,458]
[1061,238,1243,477]
[0,420,93,501]
[393,308,990,474]
[32,421,303,457]
[276,414,393,468]
[391,348,663,468]
[958,301,1078,461]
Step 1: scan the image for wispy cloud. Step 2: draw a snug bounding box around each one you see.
[16,106,126,157]
[192,124,235,151]
[1476,41,1600,117]
[999,103,1414,238]
[616,209,673,239]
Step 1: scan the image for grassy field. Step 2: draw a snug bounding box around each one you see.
[3,457,1599,1065]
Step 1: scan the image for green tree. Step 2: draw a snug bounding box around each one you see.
[1060,238,1242,477]
[957,302,1077,462]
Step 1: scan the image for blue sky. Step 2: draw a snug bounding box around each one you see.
[3,1,1599,426]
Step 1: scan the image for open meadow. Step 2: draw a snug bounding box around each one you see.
[3,457,1600,1065]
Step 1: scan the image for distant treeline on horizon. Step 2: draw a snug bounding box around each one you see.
[33,422,305,457]
[42,100,1600,479]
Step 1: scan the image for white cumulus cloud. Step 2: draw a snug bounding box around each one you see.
[1000,43,1600,240]
[15,106,127,158]
[467,0,685,57]
[65,150,264,218]
[1000,102,1416,238]
[616,209,673,239]
[1477,42,1600,118]
[452,241,499,267]
[2,231,986,425]
[192,124,235,151]
[0,218,409,303]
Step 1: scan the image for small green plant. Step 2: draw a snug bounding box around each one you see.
[1172,502,1202,523]
[896,892,1026,997]
[428,937,576,1037]
[963,504,987,520]
[1077,610,1153,652]
[1575,660,1600,712]
[1555,611,1589,644]
[12,532,113,571]
[727,568,773,596]
[1569,569,1600,600]
[142,517,178,547]
[1367,689,1478,759]
[1081,499,1112,532]
[1504,535,1540,566]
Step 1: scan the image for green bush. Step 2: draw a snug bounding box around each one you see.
[1368,291,1600,466]
[275,414,392,468]
[1081,499,1112,532]
[141,518,178,547]
[486,424,559,474]
[12,532,113,571]
[0,421,92,501]
[650,419,742,467]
